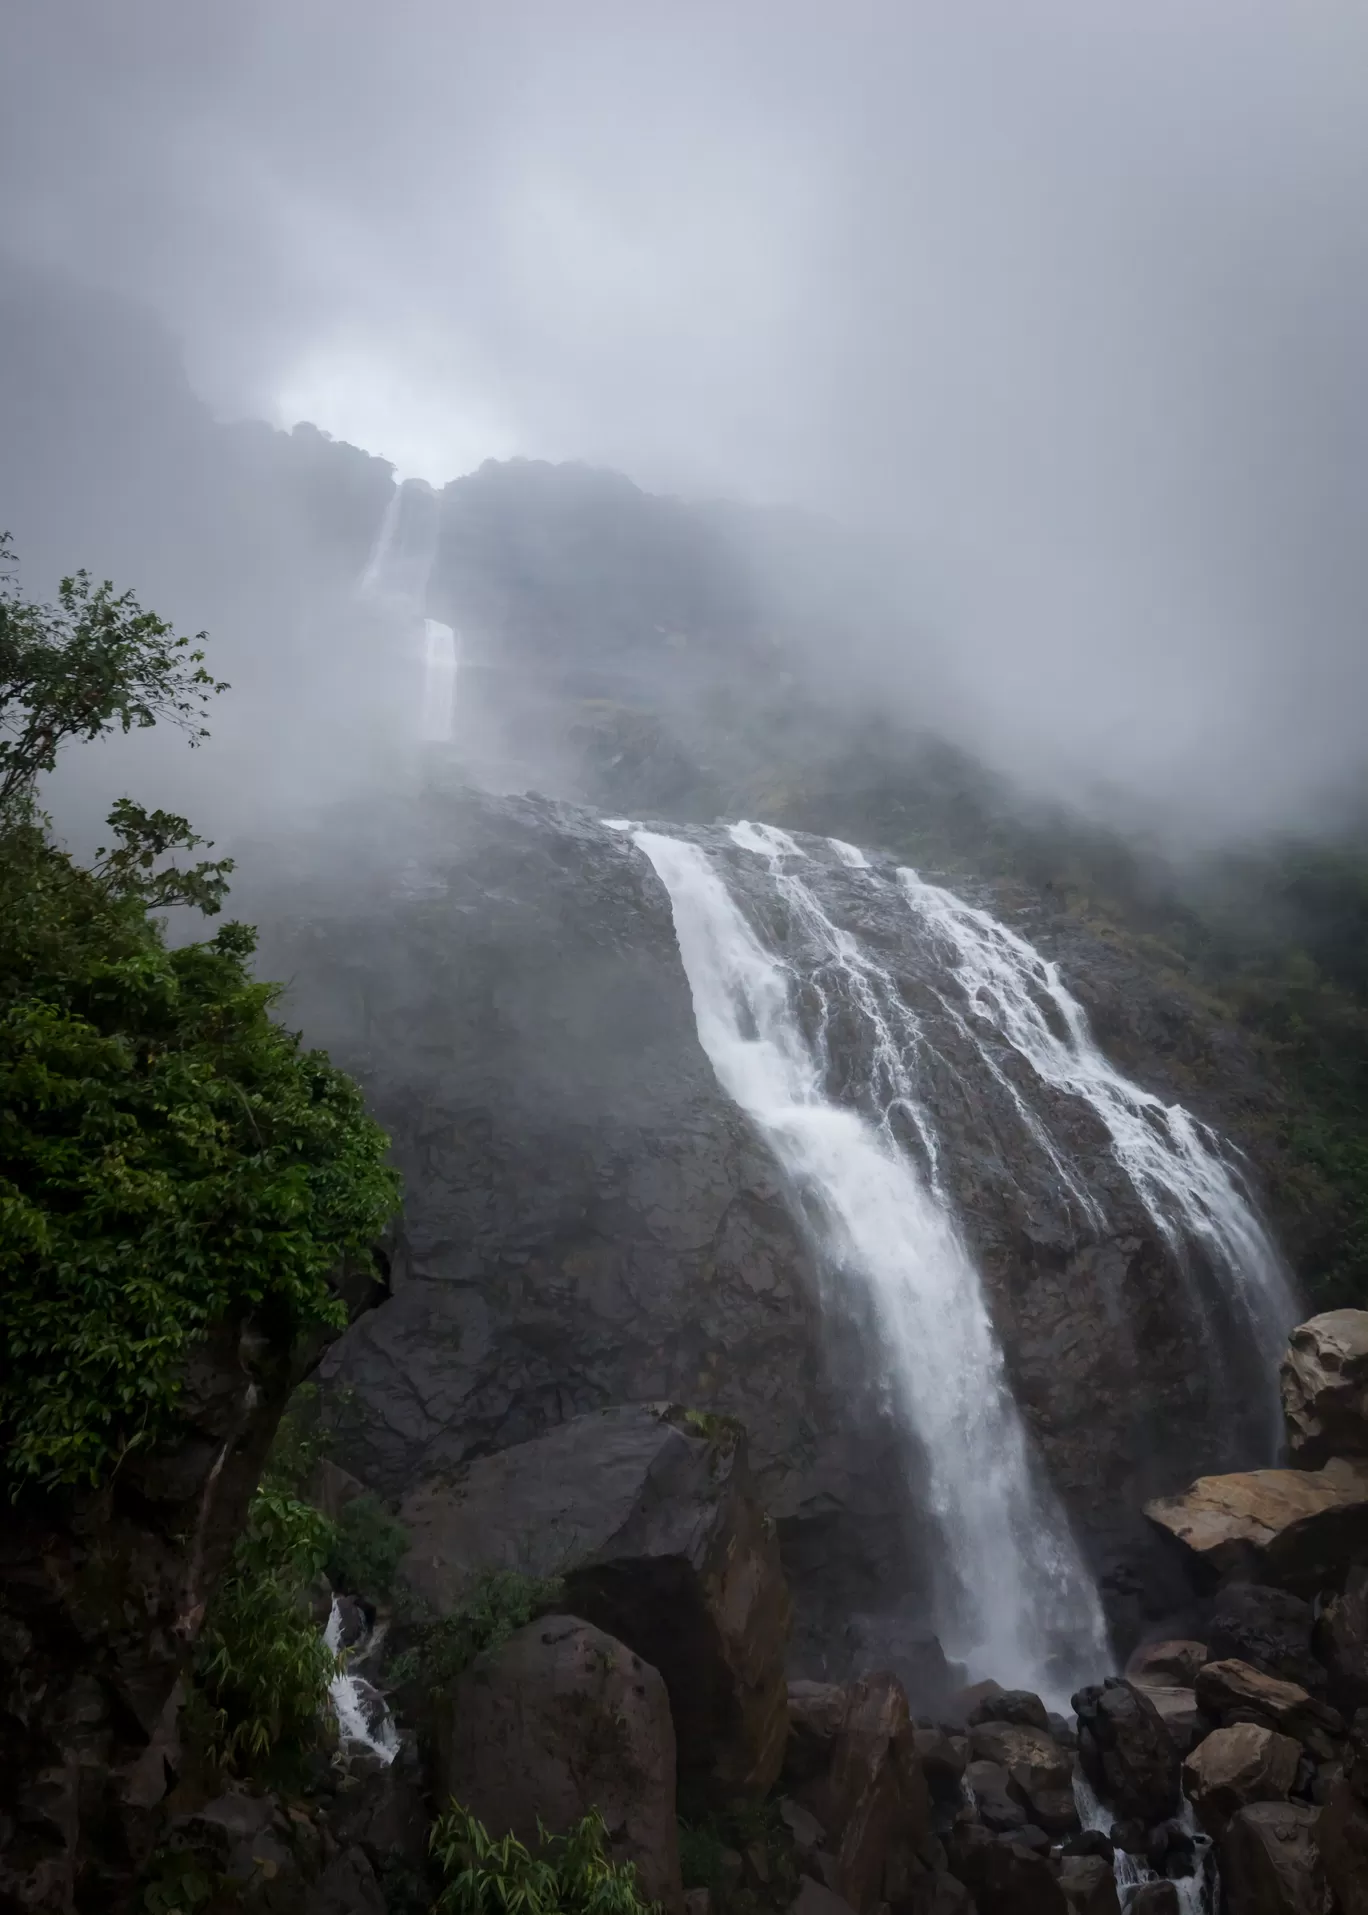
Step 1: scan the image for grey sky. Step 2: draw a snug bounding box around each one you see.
[4,2,1368,836]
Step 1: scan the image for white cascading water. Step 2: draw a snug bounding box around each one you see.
[324,1599,400,1766]
[360,481,459,746]
[634,823,1113,1702]
[895,868,1299,1410]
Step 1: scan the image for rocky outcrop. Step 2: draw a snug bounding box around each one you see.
[1316,1567,1368,1712]
[1144,1458,1368,1593]
[397,1402,791,1796]
[1281,1310,1368,1468]
[1207,1585,1323,1693]
[1073,1679,1182,1825]
[1219,1801,1326,1915]
[440,1615,683,1909]
[1194,1660,1344,1761]
[967,1720,1078,1835]
[1183,1725,1302,1837]
[0,1258,384,1915]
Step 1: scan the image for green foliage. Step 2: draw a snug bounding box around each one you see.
[430,1803,655,1915]
[191,1487,338,1775]
[327,1491,409,1599]
[677,1798,799,1915]
[389,1569,564,1693]
[0,534,226,818]
[138,1847,223,1914]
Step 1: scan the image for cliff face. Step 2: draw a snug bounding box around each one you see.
[250,788,1300,1660]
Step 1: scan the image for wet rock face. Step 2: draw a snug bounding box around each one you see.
[398,1403,791,1797]
[1183,1724,1302,1838]
[1219,1801,1327,1915]
[1144,1459,1368,1594]
[1072,1678,1182,1826]
[440,1616,683,1910]
[1281,1310,1368,1468]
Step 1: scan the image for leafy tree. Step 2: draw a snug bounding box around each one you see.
[0,546,400,1491]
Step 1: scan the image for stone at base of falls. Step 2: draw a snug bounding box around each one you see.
[1219,1801,1326,1915]
[1125,1640,1209,1687]
[1144,1456,1368,1593]
[1126,1884,1180,1915]
[1182,1724,1302,1837]
[439,1615,682,1911]
[784,1681,851,1786]
[1058,1853,1121,1915]
[1316,1566,1368,1713]
[813,1673,930,1914]
[1073,1678,1183,1825]
[945,1822,1067,1915]
[842,1613,959,1711]
[966,1722,1078,1834]
[1130,1684,1204,1755]
[1208,1584,1324,1694]
[1281,1310,1368,1469]
[1194,1660,1345,1761]
[1316,1705,1368,1915]
[397,1402,791,1796]
[968,1688,1052,1732]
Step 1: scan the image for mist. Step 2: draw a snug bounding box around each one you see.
[4,2,1368,846]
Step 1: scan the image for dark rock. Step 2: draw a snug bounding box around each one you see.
[1208,1584,1324,1694]
[947,1821,1068,1915]
[1131,1685,1203,1755]
[905,1868,975,1915]
[1126,1640,1207,1687]
[968,1689,1051,1732]
[1281,1310,1368,1468]
[1219,1800,1326,1915]
[1315,1565,1368,1713]
[299,1849,387,1915]
[399,1402,791,1796]
[1109,1821,1146,1857]
[968,1721,1077,1834]
[786,1681,850,1786]
[1183,1724,1301,1837]
[1194,1659,1344,1760]
[1004,1825,1052,1855]
[1073,1678,1182,1824]
[844,1614,957,1710]
[790,1881,859,1915]
[815,1673,927,1914]
[1058,1853,1121,1915]
[779,1796,828,1859]
[1144,1459,1368,1594]
[1320,1777,1368,1915]
[1061,1831,1115,1862]
[1127,1885,1179,1915]
[441,1615,680,1907]
[1049,1711,1079,1749]
[944,1679,1003,1727]
[912,1727,969,1822]
[966,1760,1028,1833]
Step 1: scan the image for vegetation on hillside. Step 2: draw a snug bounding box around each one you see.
[430,1803,655,1915]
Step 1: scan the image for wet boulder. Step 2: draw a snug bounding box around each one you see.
[912,1726,969,1822]
[1125,1640,1207,1687]
[1132,1686,1203,1756]
[1058,1853,1121,1915]
[813,1673,930,1913]
[1194,1660,1344,1761]
[1144,1459,1368,1594]
[966,1760,1029,1834]
[398,1402,791,1795]
[1315,1566,1368,1714]
[1208,1584,1324,1694]
[1219,1801,1326,1915]
[1182,1724,1302,1837]
[1281,1310,1368,1468]
[440,1615,682,1909]
[1317,1706,1368,1915]
[1126,1885,1179,1915]
[968,1688,1052,1732]
[844,1614,957,1711]
[1073,1678,1182,1825]
[947,1822,1067,1915]
[785,1681,850,1786]
[968,1720,1078,1834]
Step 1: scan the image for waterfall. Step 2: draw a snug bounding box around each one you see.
[634,824,1113,1702]
[895,867,1298,1421]
[324,1598,400,1766]
[420,617,458,744]
[359,482,460,747]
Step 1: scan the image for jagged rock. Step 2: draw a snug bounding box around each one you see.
[1127,1885,1179,1915]
[813,1673,928,1913]
[1194,1660,1344,1761]
[1059,1856,1121,1915]
[779,1796,828,1859]
[913,1727,969,1820]
[1315,1566,1368,1713]
[948,1822,1068,1915]
[786,1681,850,1785]
[399,1402,791,1795]
[1062,1831,1115,1861]
[1282,1311,1368,1468]
[306,1457,369,1523]
[1073,1678,1182,1825]
[1125,1640,1208,1687]
[1208,1585,1324,1694]
[968,1689,1051,1732]
[1144,1458,1368,1593]
[440,1615,682,1909]
[968,1722,1078,1834]
[1220,1801,1326,1915]
[299,1850,387,1915]
[966,1760,1028,1833]
[1132,1685,1203,1755]
[844,1614,957,1709]
[1050,1711,1079,1749]
[1183,1724,1302,1837]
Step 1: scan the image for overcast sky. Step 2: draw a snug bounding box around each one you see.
[5,2,1368,837]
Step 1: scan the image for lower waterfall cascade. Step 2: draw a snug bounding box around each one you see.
[630,816,1301,1697]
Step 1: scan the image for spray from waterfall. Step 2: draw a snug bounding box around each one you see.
[635,823,1113,1702]
[358,482,460,749]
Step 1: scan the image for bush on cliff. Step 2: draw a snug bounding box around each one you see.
[430,1803,654,1915]
[0,542,400,1492]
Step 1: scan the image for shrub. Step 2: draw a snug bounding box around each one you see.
[326,1491,409,1599]
[430,1803,655,1915]
[390,1568,565,1693]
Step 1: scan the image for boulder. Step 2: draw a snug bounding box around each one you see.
[1132,1686,1203,1755]
[1219,1801,1326,1915]
[1208,1584,1324,1694]
[439,1615,682,1909]
[1281,1310,1368,1468]
[943,1678,1003,1727]
[398,1403,791,1795]
[817,1673,929,1913]
[1182,1725,1302,1837]
[1194,1660,1344,1761]
[1315,1566,1368,1713]
[968,1689,1051,1732]
[968,1721,1078,1834]
[786,1681,850,1786]
[1127,1886,1179,1915]
[1144,1458,1368,1594]
[912,1727,969,1818]
[1058,1853,1121,1915]
[1125,1640,1207,1687]
[1320,1777,1368,1915]
[790,1880,858,1915]
[947,1822,1068,1915]
[1073,1678,1182,1825]
[844,1614,957,1710]
[966,1760,1028,1833]
[905,1869,975,1915]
